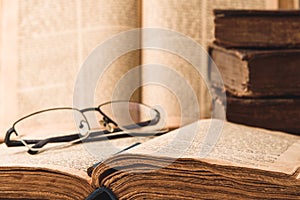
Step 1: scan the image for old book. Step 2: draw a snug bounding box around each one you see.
[214,9,300,48]
[214,94,300,134]
[0,134,152,199]
[279,0,300,9]
[1,119,300,199]
[210,45,300,97]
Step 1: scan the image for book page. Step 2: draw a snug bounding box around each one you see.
[0,134,152,173]
[127,119,300,175]
[142,0,208,129]
[0,0,141,142]
[0,134,156,199]
[0,142,95,179]
[141,0,278,129]
[0,0,19,143]
[79,0,141,106]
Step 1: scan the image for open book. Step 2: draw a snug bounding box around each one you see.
[1,119,300,199]
[0,0,281,141]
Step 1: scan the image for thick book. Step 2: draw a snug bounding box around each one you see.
[210,45,300,97]
[214,95,300,134]
[1,119,300,199]
[214,9,300,48]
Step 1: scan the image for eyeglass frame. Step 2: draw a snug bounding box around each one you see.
[4,100,161,154]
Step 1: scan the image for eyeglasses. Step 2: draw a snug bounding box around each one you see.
[5,101,166,154]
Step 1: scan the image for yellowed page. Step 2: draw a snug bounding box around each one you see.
[0,134,151,172]
[142,0,207,129]
[0,0,141,142]
[128,119,300,175]
[0,133,153,199]
[141,0,278,129]
[80,0,141,105]
[0,0,18,142]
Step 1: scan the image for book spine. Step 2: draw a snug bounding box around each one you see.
[213,94,300,135]
[85,187,117,200]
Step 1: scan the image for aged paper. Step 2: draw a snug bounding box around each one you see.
[141,0,279,129]
[0,0,141,141]
[0,133,152,172]
[142,0,206,128]
[0,0,281,142]
[128,119,300,174]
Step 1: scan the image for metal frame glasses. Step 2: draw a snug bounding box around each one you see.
[5,101,163,154]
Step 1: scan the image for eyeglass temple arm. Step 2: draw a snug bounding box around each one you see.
[120,109,161,130]
[5,127,80,148]
[28,130,125,154]
[5,128,20,146]
[27,134,81,154]
[28,129,123,154]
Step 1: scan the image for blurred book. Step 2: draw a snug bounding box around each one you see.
[214,94,300,134]
[211,9,300,134]
[214,9,300,48]
[0,0,280,141]
[210,45,300,97]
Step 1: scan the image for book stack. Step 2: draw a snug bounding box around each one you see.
[210,9,300,134]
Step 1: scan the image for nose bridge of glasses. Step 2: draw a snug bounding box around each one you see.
[99,116,117,133]
[81,107,118,124]
[80,102,163,133]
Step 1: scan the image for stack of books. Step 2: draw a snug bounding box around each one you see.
[210,9,300,134]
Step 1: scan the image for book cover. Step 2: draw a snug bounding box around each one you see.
[214,9,300,48]
[210,45,300,97]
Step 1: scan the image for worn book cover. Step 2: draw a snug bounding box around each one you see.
[214,9,300,48]
[214,94,300,134]
[210,45,300,97]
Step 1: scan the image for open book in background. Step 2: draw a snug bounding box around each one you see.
[141,0,280,127]
[0,0,142,142]
[0,0,285,142]
[1,120,300,199]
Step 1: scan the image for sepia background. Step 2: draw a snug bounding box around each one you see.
[0,0,299,141]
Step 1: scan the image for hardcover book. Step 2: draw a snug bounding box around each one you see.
[214,94,300,134]
[210,45,300,97]
[1,119,300,199]
[214,9,300,48]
